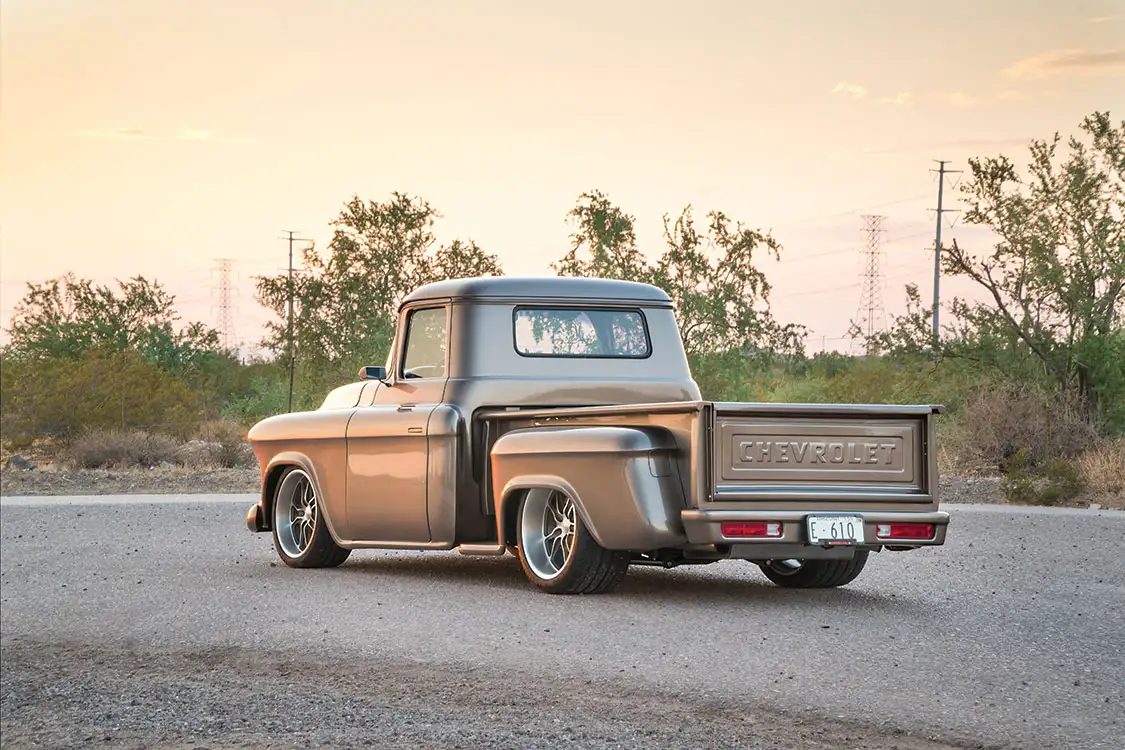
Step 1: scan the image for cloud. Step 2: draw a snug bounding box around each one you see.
[878,92,911,106]
[173,128,252,142]
[77,127,252,143]
[1002,48,1125,78]
[939,92,984,108]
[862,137,1031,156]
[79,128,153,139]
[831,81,868,99]
[1088,14,1119,23]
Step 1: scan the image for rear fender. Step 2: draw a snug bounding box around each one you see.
[491,426,688,551]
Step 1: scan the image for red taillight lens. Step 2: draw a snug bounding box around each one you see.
[875,523,935,540]
[721,521,783,538]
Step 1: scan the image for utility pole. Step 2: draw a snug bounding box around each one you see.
[282,231,312,412]
[930,160,961,350]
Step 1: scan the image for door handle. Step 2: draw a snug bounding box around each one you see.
[397,403,416,412]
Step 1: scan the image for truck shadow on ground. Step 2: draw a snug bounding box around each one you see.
[334,552,925,613]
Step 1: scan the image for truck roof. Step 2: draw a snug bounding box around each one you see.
[401,276,673,307]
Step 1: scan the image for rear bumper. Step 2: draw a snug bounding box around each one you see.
[680,508,949,547]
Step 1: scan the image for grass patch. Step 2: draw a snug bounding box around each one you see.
[1076,438,1125,509]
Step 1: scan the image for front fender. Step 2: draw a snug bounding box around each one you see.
[491,426,688,551]
[255,452,348,547]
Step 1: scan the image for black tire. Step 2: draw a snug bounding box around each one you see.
[758,551,868,588]
[271,467,351,569]
[515,489,630,595]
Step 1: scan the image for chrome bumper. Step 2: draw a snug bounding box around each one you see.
[681,508,950,546]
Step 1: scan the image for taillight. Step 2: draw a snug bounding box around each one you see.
[875,523,935,540]
[721,521,783,538]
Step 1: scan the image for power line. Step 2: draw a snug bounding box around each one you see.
[769,193,931,230]
[852,215,887,355]
[782,230,932,264]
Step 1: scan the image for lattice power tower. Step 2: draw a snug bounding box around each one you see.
[212,258,237,351]
[852,214,887,355]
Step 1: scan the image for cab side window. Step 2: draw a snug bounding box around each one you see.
[401,307,448,379]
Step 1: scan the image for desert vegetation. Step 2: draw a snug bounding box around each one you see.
[2,113,1122,506]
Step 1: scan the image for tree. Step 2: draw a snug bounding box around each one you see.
[655,205,804,360]
[554,191,803,362]
[553,191,651,282]
[5,273,222,373]
[943,111,1125,426]
[255,193,502,368]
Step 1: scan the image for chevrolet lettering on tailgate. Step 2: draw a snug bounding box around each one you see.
[739,439,899,466]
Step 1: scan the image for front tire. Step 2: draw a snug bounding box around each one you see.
[271,467,350,568]
[515,489,630,594]
[758,551,868,588]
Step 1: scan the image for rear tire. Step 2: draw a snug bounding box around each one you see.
[271,467,350,569]
[515,489,630,594]
[758,551,868,588]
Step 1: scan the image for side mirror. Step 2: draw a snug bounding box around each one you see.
[359,365,388,381]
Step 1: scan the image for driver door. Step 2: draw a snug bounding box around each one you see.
[345,305,449,543]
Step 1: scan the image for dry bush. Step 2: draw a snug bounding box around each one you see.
[62,429,183,469]
[1077,438,1125,509]
[949,382,1100,474]
[189,420,255,469]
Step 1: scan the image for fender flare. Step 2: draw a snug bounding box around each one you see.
[260,453,348,547]
[496,475,608,549]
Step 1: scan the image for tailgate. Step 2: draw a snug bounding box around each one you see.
[709,402,938,505]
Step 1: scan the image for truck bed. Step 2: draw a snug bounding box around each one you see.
[480,400,941,512]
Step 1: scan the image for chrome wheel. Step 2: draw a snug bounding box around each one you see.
[274,469,318,559]
[520,489,577,581]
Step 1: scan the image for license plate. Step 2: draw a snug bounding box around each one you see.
[806,515,865,545]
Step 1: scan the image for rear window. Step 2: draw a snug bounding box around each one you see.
[513,307,651,358]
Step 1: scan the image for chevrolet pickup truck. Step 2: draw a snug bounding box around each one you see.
[246,276,949,594]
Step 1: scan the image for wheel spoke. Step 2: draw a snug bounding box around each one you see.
[547,501,565,525]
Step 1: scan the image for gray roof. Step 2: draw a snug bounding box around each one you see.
[401,276,673,307]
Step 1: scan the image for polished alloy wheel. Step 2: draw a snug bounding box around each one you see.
[274,469,318,558]
[520,489,577,580]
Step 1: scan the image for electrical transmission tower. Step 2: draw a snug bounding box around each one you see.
[851,214,887,356]
[211,258,237,351]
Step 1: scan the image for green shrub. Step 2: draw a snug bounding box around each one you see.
[1,349,205,449]
[999,449,1085,506]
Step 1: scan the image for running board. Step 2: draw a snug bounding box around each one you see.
[457,543,507,556]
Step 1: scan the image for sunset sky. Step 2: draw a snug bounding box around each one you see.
[2,0,1123,353]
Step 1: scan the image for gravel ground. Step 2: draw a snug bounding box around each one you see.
[3,498,1122,749]
[0,466,261,496]
[0,638,970,750]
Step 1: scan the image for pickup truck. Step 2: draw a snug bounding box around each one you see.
[246,276,949,594]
